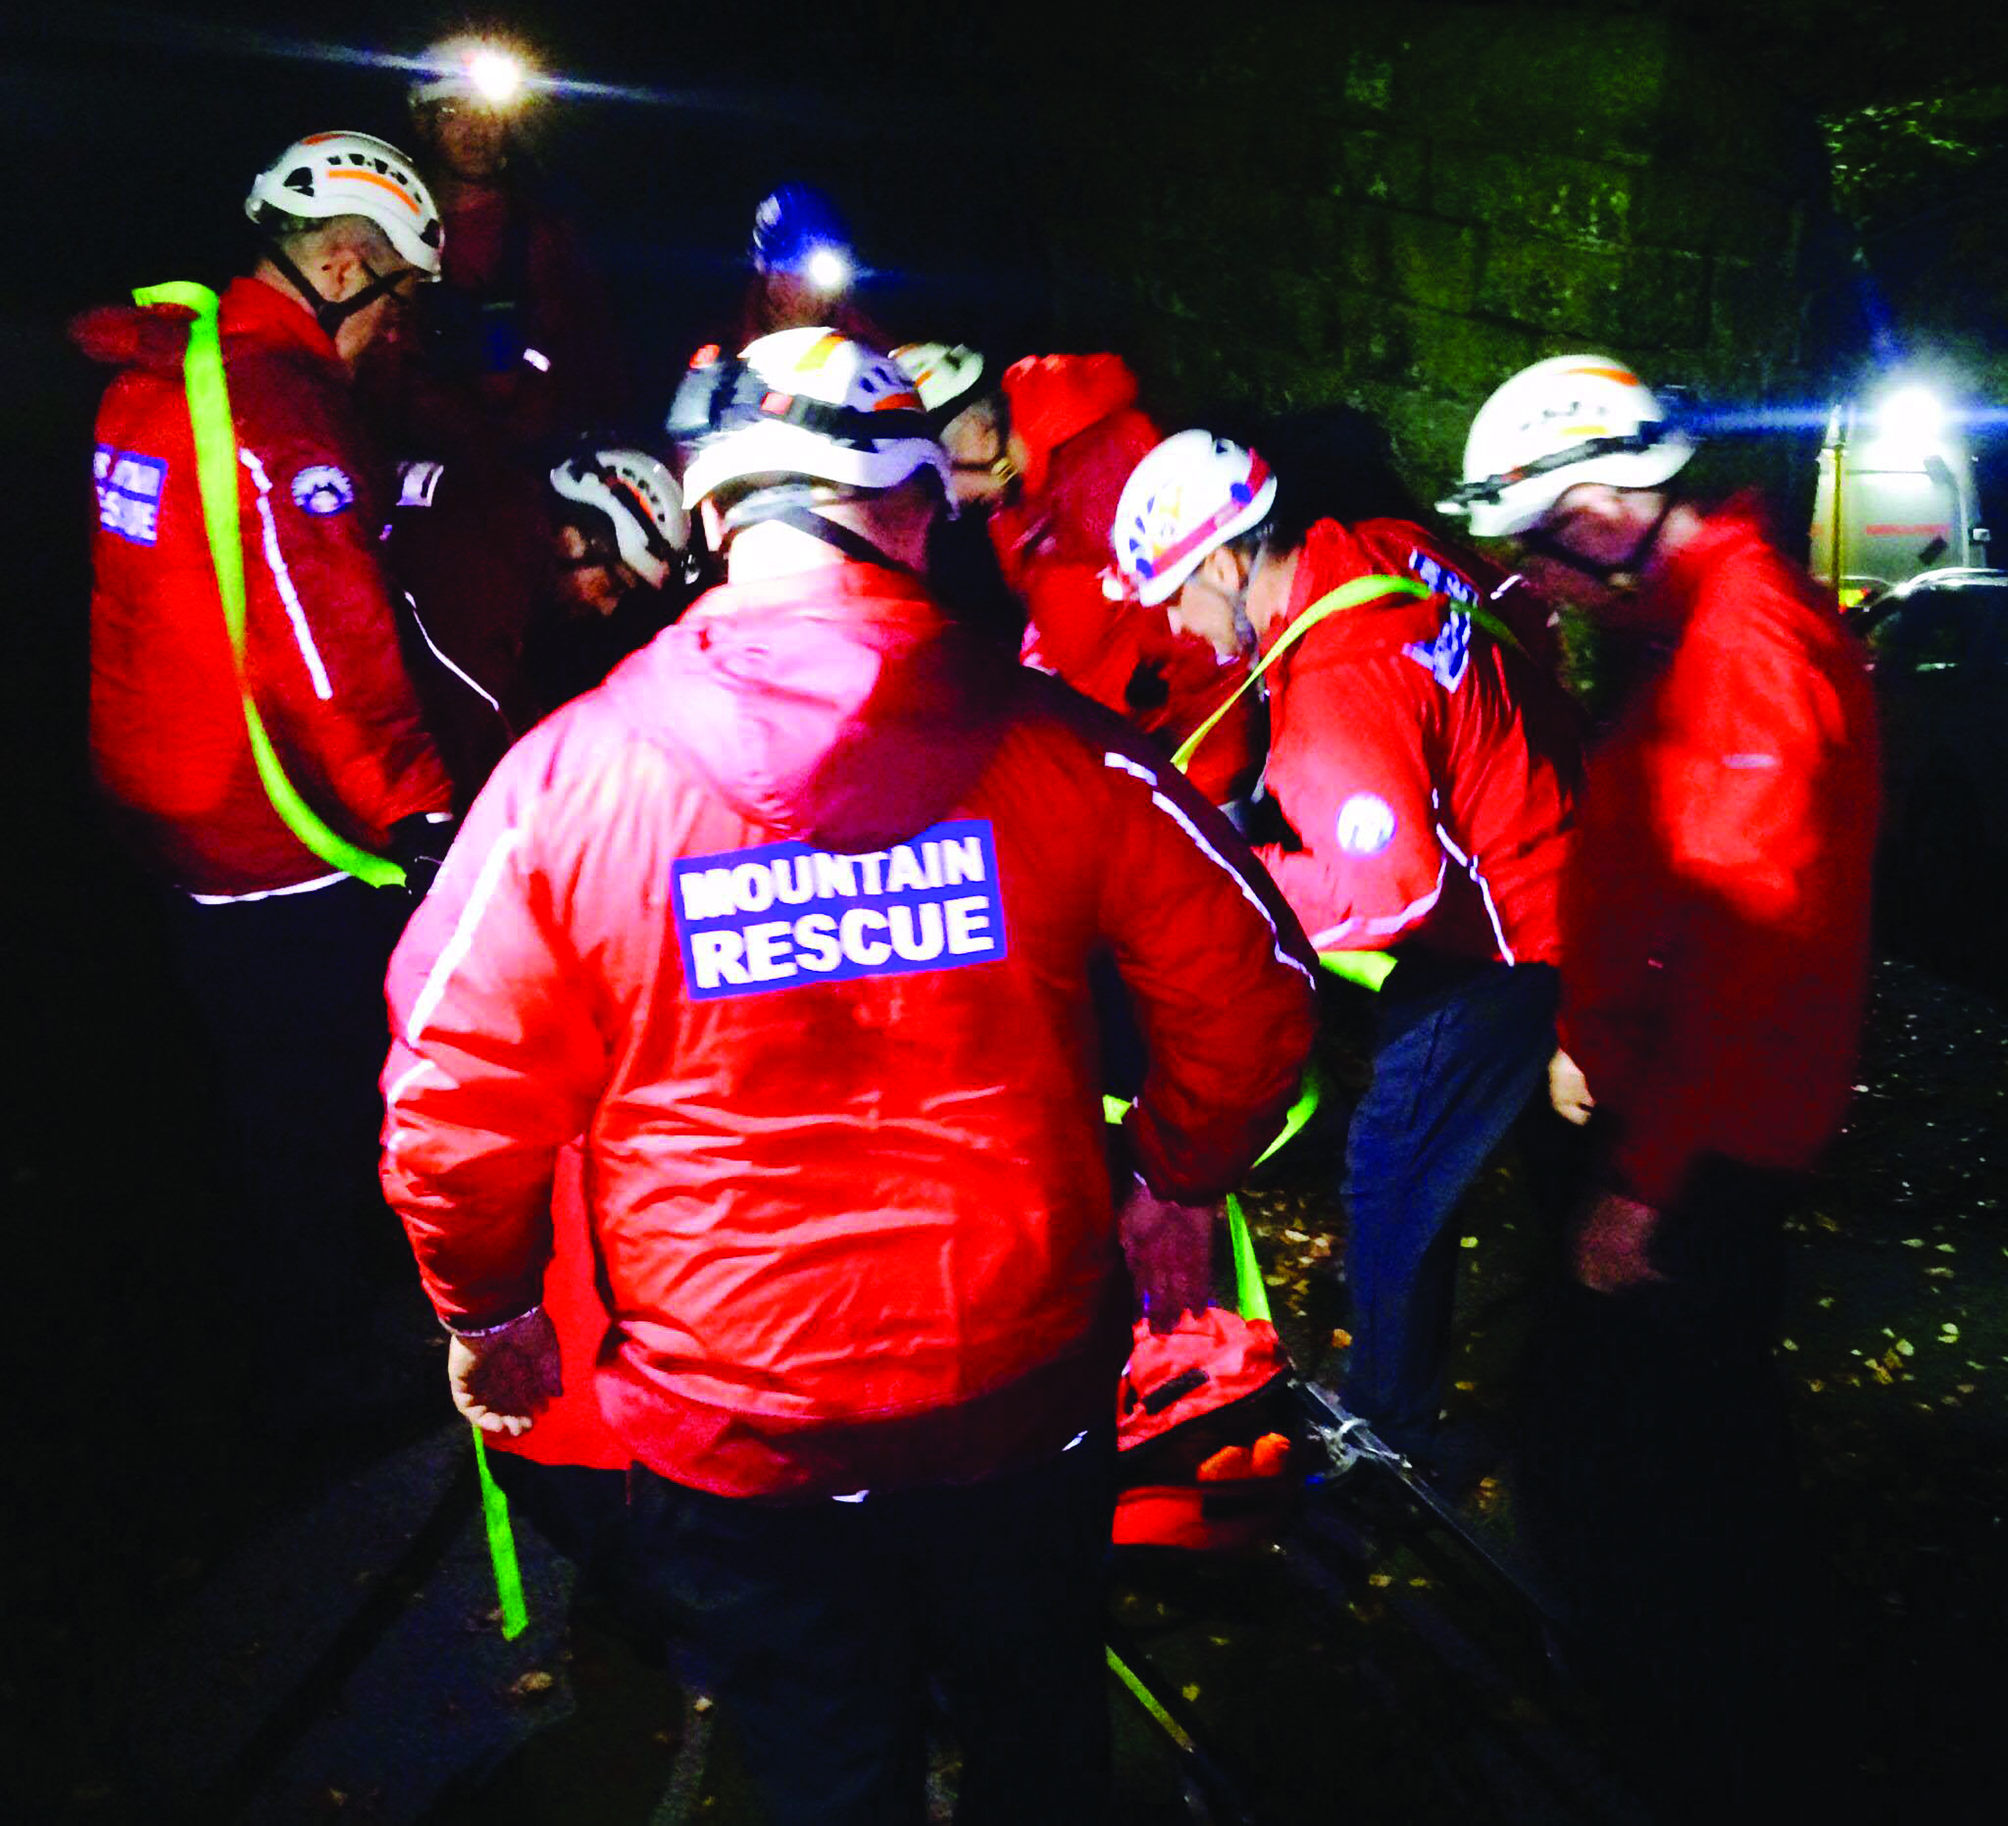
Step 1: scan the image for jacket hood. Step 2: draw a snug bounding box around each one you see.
[70,276,339,377]
[603,562,1011,851]
[1003,353,1141,496]
[69,301,195,376]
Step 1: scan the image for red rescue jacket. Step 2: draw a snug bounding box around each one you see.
[992,355,1259,802]
[79,277,452,897]
[1253,519,1580,965]
[1561,504,1880,1206]
[382,562,1317,1498]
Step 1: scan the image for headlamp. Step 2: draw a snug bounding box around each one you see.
[467,48,525,106]
[804,247,852,293]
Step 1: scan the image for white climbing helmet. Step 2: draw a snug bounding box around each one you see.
[669,328,950,508]
[549,450,689,588]
[1440,354,1693,539]
[890,343,987,420]
[244,131,443,278]
[1109,430,1278,607]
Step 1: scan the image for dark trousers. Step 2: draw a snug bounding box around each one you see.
[1341,957,1558,1446]
[164,876,413,1353]
[629,1430,1116,1826]
[1517,1157,1828,1816]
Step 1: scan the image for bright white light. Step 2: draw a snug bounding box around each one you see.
[467,48,525,105]
[804,247,852,293]
[1876,384,1945,450]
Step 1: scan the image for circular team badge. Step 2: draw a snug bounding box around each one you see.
[1336,793,1398,857]
[291,464,356,516]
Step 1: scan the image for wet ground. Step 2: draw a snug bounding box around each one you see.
[6,921,2003,1822]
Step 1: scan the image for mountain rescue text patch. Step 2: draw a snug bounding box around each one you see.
[672,819,1007,1000]
[94,445,167,546]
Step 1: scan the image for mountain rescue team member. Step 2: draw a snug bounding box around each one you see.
[377,35,625,457]
[388,445,692,805]
[732,182,889,351]
[1251,404,1571,682]
[986,353,1261,804]
[888,341,1029,651]
[380,328,1318,1824]
[1442,355,1879,1808]
[1111,430,1579,1477]
[78,131,455,1371]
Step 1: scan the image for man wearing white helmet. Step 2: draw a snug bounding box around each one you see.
[1110,426,1580,1482]
[386,35,624,456]
[1443,355,1879,1807]
[74,131,454,1383]
[386,447,693,805]
[379,327,1317,1822]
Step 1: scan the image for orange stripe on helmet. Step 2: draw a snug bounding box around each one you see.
[871,390,922,411]
[794,331,848,374]
[1565,364,1641,387]
[333,168,423,214]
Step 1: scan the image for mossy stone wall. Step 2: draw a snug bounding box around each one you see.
[1026,4,1844,505]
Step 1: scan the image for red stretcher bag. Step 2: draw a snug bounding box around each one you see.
[1113,1306,1299,1553]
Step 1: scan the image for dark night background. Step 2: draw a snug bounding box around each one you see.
[4,3,2006,1821]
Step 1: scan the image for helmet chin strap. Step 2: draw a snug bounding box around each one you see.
[263,241,408,343]
[1523,489,1677,592]
[717,485,911,573]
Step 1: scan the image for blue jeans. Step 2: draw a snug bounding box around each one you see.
[1340,957,1558,1447]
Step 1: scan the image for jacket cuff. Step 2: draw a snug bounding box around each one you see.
[440,1304,543,1339]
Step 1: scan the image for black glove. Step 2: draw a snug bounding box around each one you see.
[386,812,456,899]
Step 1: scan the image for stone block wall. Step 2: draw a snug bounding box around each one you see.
[1023,3,1847,506]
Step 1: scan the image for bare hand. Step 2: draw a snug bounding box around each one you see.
[1548,1048,1595,1127]
[446,1307,563,1436]
[1118,1178,1219,1333]
[1572,1191,1668,1294]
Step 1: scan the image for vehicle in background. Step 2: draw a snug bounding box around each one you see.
[1811,386,1990,609]
[1854,568,2008,985]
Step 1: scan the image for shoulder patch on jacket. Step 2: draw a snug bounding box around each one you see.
[672,819,1008,1000]
[291,464,356,516]
[94,445,166,546]
[1405,548,1479,606]
[1402,608,1472,691]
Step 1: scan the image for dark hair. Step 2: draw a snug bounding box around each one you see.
[1232,406,1425,554]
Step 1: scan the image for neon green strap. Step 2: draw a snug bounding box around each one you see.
[1319,949,1397,991]
[132,281,404,888]
[1171,573,1439,987]
[1224,1194,1271,1325]
[1169,573,1429,773]
[1106,1645,1197,1752]
[471,1428,530,1640]
[1103,1085,1300,1323]
[1467,600,1526,657]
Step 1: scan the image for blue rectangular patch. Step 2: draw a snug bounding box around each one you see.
[94,444,167,547]
[1406,547,1478,606]
[672,819,1008,1000]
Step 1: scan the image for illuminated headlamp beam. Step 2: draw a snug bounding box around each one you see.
[466,48,525,105]
[804,247,853,292]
